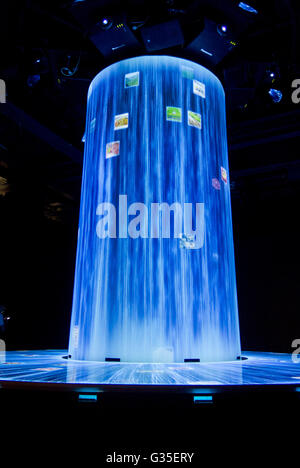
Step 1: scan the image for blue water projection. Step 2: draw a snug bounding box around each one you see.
[68,56,241,363]
[1,351,299,386]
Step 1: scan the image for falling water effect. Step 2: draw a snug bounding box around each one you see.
[69,56,241,363]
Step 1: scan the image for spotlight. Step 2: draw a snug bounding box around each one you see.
[264,67,280,85]
[268,88,283,103]
[238,2,258,14]
[98,16,113,30]
[27,74,41,88]
[266,69,277,82]
[26,54,50,88]
[217,24,228,37]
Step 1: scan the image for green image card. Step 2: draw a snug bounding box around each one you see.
[181,66,194,79]
[125,71,139,88]
[166,106,182,122]
[188,110,202,129]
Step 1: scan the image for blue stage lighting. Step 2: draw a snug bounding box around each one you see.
[99,16,113,30]
[1,350,300,386]
[238,2,258,14]
[68,56,241,363]
[217,24,228,36]
[194,395,213,404]
[27,74,41,88]
[200,48,213,57]
[78,394,98,402]
[268,88,283,103]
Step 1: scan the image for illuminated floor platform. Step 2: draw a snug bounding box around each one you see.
[0,350,300,389]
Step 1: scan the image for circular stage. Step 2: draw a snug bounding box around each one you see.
[0,350,300,389]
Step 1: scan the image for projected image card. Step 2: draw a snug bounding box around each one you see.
[166,106,182,122]
[106,141,120,159]
[188,110,202,129]
[193,80,206,98]
[114,113,129,130]
[212,178,221,190]
[90,117,96,132]
[221,166,227,184]
[181,66,194,79]
[124,71,140,88]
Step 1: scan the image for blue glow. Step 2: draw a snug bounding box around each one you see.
[217,24,228,37]
[269,88,283,103]
[238,2,258,14]
[68,56,240,363]
[27,74,40,87]
[200,49,213,57]
[0,351,300,386]
[78,393,98,401]
[194,395,213,403]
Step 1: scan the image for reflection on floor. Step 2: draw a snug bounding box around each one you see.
[0,350,300,387]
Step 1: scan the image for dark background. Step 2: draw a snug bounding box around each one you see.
[0,0,299,353]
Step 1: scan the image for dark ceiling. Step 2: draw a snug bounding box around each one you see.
[1,0,300,206]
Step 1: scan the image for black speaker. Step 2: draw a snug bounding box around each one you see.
[89,19,140,57]
[186,19,236,65]
[141,19,184,52]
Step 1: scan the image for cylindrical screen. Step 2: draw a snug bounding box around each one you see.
[69,55,241,363]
